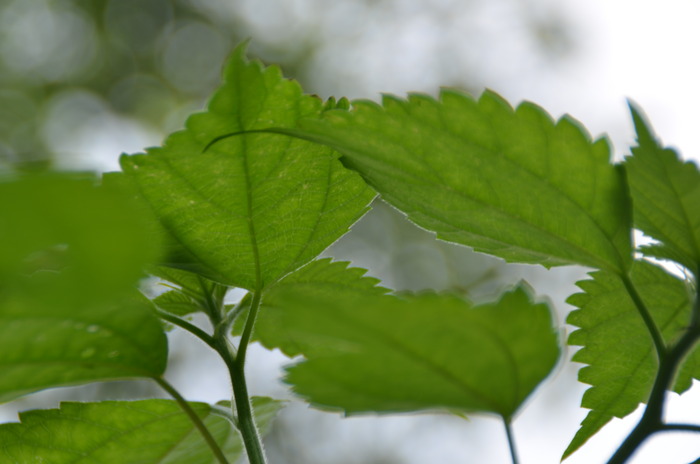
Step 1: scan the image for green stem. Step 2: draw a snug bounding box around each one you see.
[212,290,266,464]
[621,273,666,358]
[608,276,700,464]
[154,309,218,350]
[155,377,230,464]
[502,416,519,464]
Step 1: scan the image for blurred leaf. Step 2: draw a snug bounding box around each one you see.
[0,397,284,463]
[0,173,161,297]
[0,173,167,402]
[259,260,559,419]
[120,44,374,290]
[291,91,632,273]
[0,289,167,403]
[625,103,700,273]
[564,260,695,458]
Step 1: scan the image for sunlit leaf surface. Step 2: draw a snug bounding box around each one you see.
[121,45,374,290]
[293,90,632,273]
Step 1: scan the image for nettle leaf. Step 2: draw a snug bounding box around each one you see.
[258,260,559,419]
[625,104,700,273]
[0,397,284,463]
[564,260,694,458]
[120,45,374,290]
[294,91,632,273]
[251,258,390,356]
[0,289,168,403]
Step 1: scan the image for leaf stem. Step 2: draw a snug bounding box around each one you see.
[154,308,218,350]
[502,416,519,464]
[608,274,700,464]
[621,273,666,358]
[230,289,266,464]
[212,289,266,464]
[155,377,230,464]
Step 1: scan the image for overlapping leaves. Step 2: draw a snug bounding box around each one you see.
[0,397,283,463]
[120,45,374,290]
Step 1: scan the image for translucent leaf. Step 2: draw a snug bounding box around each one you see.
[0,397,284,463]
[252,258,390,356]
[120,45,374,290]
[625,103,700,273]
[294,91,632,273]
[258,260,559,419]
[563,260,695,458]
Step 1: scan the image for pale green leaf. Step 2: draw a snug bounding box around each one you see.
[625,104,700,273]
[563,260,694,458]
[121,45,374,290]
[294,90,632,273]
[258,260,559,419]
[0,397,284,463]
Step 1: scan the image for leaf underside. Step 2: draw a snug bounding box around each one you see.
[120,45,374,290]
[563,260,695,458]
[255,259,559,420]
[0,397,284,463]
[296,90,632,273]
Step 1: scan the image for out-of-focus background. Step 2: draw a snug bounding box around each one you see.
[1,0,699,463]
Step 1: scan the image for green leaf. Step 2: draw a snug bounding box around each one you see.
[251,258,390,356]
[0,173,167,402]
[258,260,559,419]
[0,397,284,463]
[153,289,201,317]
[293,91,632,273]
[0,289,168,402]
[563,260,694,458]
[625,103,700,273]
[0,173,162,298]
[120,44,374,290]
[151,266,229,318]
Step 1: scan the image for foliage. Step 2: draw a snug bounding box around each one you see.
[1,44,699,464]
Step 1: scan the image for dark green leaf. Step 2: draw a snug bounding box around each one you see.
[293,90,632,273]
[564,260,694,458]
[121,45,374,290]
[625,103,700,273]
